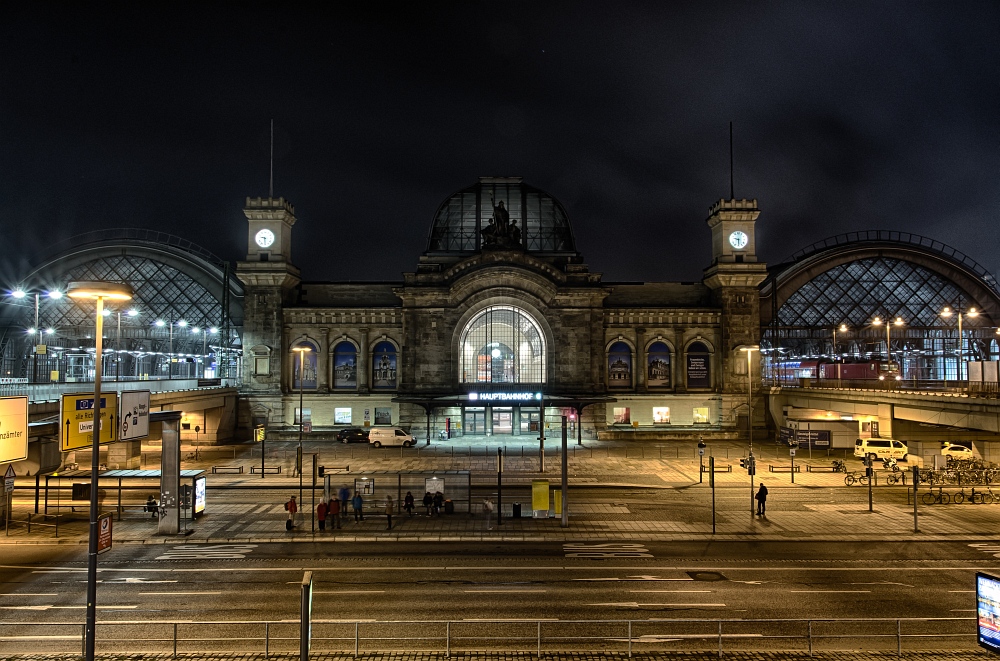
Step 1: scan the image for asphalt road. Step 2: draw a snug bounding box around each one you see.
[0,540,993,656]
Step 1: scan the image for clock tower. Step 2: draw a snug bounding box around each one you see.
[703,198,768,400]
[236,197,301,397]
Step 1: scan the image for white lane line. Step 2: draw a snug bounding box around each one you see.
[789,590,871,593]
[0,593,58,596]
[0,605,138,610]
[138,591,222,595]
[314,590,385,594]
[630,590,712,593]
[951,609,977,612]
[589,602,726,607]
[949,590,975,593]
[575,577,694,582]
[463,618,559,622]
[464,590,548,593]
[0,636,81,641]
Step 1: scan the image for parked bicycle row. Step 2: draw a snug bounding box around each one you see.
[920,486,1000,505]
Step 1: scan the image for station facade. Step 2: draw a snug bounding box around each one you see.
[237,177,767,441]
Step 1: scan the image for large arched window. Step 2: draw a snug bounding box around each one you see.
[686,341,711,389]
[333,341,358,389]
[291,340,319,389]
[371,341,398,390]
[607,341,632,388]
[459,305,546,384]
[647,341,671,388]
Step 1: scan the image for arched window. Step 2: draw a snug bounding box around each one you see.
[607,341,632,388]
[459,306,546,384]
[333,341,358,389]
[291,340,319,389]
[647,341,671,388]
[371,341,397,390]
[686,341,711,389]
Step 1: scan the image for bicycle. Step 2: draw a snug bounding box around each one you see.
[844,471,871,486]
[921,490,951,505]
[971,487,997,504]
[884,471,904,486]
[831,459,848,473]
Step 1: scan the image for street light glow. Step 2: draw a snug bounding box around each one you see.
[47,290,63,299]
[127,309,139,317]
[11,289,26,299]
[177,320,187,327]
[155,320,165,327]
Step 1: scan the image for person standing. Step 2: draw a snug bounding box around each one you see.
[328,497,341,529]
[338,486,351,525]
[404,491,415,517]
[352,491,364,522]
[144,495,158,519]
[285,495,298,530]
[483,497,495,531]
[317,500,327,531]
[385,494,395,530]
[755,483,769,517]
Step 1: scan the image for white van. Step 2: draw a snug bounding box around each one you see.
[854,438,908,461]
[369,427,415,448]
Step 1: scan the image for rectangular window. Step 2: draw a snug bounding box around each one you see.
[294,408,311,425]
[613,407,631,424]
[335,408,352,424]
[374,407,392,425]
[693,407,710,424]
[653,407,670,424]
[254,356,269,375]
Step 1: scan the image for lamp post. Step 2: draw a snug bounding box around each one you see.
[833,324,848,388]
[11,288,63,383]
[738,345,760,518]
[292,346,311,512]
[871,315,905,376]
[941,304,978,384]
[67,280,133,661]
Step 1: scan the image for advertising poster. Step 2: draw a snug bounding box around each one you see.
[978,572,1000,652]
[607,342,631,386]
[646,342,671,387]
[0,396,28,464]
[687,355,710,388]
[374,407,392,425]
[371,341,397,389]
[531,480,550,518]
[293,347,318,389]
[193,476,206,516]
[333,343,357,388]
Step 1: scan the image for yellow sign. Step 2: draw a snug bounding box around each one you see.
[254,426,265,442]
[531,479,550,518]
[60,392,118,451]
[0,396,28,464]
[35,344,47,355]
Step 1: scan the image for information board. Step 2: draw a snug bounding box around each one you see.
[0,396,28,464]
[60,392,118,451]
[119,390,150,441]
[97,513,113,554]
[193,475,207,516]
[978,572,1000,653]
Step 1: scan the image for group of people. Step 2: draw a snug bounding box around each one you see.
[285,488,436,531]
[422,491,445,515]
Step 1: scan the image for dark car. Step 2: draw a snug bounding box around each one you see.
[337,427,369,444]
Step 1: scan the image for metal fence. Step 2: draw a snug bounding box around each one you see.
[0,617,975,658]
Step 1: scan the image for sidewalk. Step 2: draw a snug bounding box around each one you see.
[4,439,998,545]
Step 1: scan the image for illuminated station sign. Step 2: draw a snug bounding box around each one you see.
[468,392,542,402]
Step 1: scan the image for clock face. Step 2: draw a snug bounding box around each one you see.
[255,229,275,248]
[728,230,748,250]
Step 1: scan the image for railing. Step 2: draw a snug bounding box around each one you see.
[0,377,238,402]
[0,617,975,658]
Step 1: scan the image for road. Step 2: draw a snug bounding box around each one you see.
[0,539,991,655]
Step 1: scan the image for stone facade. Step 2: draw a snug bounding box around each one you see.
[237,179,767,443]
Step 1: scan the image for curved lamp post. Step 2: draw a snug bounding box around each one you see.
[67,281,133,661]
[292,346,311,513]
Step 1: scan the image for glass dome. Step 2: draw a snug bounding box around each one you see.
[426,177,576,254]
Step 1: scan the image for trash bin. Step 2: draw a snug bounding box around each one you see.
[512,502,521,518]
[444,499,454,515]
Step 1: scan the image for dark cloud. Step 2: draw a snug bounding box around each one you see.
[1,2,997,285]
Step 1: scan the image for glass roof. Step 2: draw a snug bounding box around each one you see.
[426,177,576,254]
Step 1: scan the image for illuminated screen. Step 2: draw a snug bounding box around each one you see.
[193,476,207,516]
[978,572,1000,652]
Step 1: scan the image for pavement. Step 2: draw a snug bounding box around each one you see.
[4,651,997,660]
[5,438,1000,545]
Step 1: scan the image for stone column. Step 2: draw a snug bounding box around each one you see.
[157,412,182,536]
[674,329,686,393]
[636,328,647,392]
[318,328,330,392]
[358,328,370,394]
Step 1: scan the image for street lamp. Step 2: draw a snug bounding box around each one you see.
[10,289,63,382]
[66,280,133,661]
[738,344,760,518]
[941,304,978,383]
[832,324,848,388]
[871,315,905,375]
[292,345,311,514]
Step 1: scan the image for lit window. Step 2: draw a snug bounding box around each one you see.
[459,306,546,384]
[653,407,670,424]
[335,408,352,424]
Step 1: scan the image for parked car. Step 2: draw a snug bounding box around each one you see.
[337,427,369,444]
[941,443,973,460]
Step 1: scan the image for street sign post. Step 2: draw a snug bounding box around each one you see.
[0,396,28,464]
[119,390,150,441]
[60,393,118,451]
[4,464,15,492]
[97,512,113,554]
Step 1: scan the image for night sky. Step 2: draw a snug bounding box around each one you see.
[2,3,998,285]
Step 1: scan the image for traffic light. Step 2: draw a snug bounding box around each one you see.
[318,465,326,477]
[739,457,748,470]
[740,455,756,475]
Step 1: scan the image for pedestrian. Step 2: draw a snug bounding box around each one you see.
[385,494,394,530]
[144,495,158,519]
[483,497,494,531]
[317,500,327,531]
[285,495,298,530]
[339,486,351,524]
[352,491,364,522]
[755,483,769,517]
[422,491,433,516]
[404,491,415,517]
[433,491,444,516]
[328,498,341,529]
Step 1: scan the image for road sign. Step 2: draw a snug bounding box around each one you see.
[254,426,265,442]
[303,421,312,433]
[0,396,28,464]
[97,512,113,554]
[4,465,15,492]
[60,392,118,451]
[119,390,150,441]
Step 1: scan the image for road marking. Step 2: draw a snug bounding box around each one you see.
[0,605,138,610]
[630,590,712,593]
[464,589,548,593]
[0,593,57,596]
[138,591,222,595]
[156,544,258,560]
[589,602,726,607]
[951,609,976,612]
[564,543,653,558]
[789,590,871,593]
[575,577,693,582]
[463,618,559,622]
[851,581,914,587]
[0,636,80,641]
[949,590,975,593]
[315,590,385,594]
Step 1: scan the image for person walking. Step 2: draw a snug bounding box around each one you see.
[385,494,395,530]
[352,491,364,522]
[328,497,341,529]
[338,486,351,525]
[144,495,158,519]
[422,491,433,516]
[404,491,415,517]
[483,497,495,531]
[317,500,328,531]
[285,495,298,530]
[755,483,769,517]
